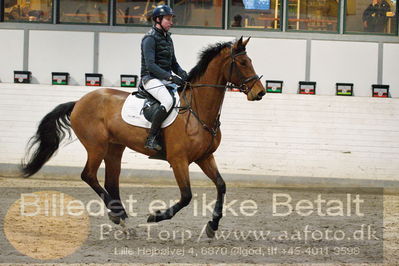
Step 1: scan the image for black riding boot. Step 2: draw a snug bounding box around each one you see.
[145,105,168,151]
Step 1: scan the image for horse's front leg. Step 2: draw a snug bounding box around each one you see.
[196,154,226,238]
[147,159,192,223]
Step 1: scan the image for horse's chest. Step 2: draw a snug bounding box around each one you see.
[188,131,221,161]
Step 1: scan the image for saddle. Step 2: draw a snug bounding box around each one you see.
[133,83,177,122]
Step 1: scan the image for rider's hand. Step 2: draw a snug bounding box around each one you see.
[180,71,188,82]
[169,75,184,86]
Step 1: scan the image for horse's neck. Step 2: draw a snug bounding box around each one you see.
[191,59,227,126]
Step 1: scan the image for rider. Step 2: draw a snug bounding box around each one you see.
[141,4,188,151]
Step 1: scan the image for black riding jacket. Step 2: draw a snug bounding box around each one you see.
[140,26,185,84]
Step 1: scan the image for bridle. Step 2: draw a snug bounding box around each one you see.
[226,47,263,94]
[187,47,263,94]
[177,45,263,156]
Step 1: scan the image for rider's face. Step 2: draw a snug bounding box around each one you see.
[159,15,173,31]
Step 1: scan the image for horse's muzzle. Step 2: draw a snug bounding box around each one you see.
[255,90,266,101]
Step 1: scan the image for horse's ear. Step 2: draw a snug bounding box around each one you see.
[237,36,243,46]
[242,37,251,47]
[234,36,244,50]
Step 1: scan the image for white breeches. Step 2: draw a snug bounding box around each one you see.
[143,79,174,112]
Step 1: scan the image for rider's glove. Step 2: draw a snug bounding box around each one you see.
[180,71,188,82]
[169,75,184,86]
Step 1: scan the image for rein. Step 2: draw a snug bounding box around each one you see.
[176,84,222,158]
[177,84,221,137]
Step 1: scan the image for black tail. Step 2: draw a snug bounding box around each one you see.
[21,101,76,177]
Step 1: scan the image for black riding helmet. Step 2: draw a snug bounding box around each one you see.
[152,5,175,31]
[152,5,175,20]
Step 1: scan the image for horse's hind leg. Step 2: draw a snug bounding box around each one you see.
[81,145,118,223]
[196,154,226,238]
[104,143,127,225]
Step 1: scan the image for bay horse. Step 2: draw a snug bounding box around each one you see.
[21,37,265,237]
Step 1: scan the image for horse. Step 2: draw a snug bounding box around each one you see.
[21,36,266,238]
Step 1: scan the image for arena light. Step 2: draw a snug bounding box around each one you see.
[298,81,316,95]
[85,73,103,86]
[52,72,69,85]
[266,80,283,93]
[336,83,353,96]
[372,84,390,98]
[120,75,138,88]
[14,71,31,84]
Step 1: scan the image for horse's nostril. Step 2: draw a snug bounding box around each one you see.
[258,91,266,97]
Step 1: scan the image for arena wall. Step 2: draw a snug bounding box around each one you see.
[0,83,398,182]
[29,31,95,85]
[0,29,24,83]
[0,29,398,95]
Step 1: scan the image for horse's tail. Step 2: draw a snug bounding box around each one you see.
[21,101,76,178]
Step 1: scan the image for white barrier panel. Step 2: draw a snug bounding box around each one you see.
[247,38,307,94]
[0,30,24,83]
[311,40,379,96]
[98,33,142,87]
[1,83,398,181]
[383,43,399,98]
[29,30,95,85]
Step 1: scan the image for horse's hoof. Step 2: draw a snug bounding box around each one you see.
[147,210,162,223]
[124,227,136,237]
[115,219,135,236]
[120,218,126,228]
[108,212,121,225]
[147,214,156,223]
[206,221,216,238]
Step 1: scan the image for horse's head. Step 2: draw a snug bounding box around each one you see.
[225,37,266,101]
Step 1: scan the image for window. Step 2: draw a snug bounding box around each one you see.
[59,0,109,24]
[345,0,397,34]
[229,0,282,29]
[4,0,52,22]
[115,0,162,25]
[287,0,340,32]
[171,0,223,28]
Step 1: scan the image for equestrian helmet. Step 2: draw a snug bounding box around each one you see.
[152,5,175,20]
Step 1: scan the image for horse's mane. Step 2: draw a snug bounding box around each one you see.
[187,41,233,83]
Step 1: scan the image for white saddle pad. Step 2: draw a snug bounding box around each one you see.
[121,91,179,129]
